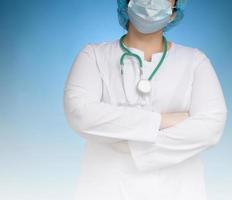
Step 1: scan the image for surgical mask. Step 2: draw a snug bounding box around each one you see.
[127,0,175,34]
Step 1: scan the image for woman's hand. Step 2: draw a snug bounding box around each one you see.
[160,112,190,129]
[134,104,189,130]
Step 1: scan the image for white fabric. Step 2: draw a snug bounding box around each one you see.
[63,38,227,200]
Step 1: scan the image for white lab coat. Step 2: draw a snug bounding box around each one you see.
[63,38,227,200]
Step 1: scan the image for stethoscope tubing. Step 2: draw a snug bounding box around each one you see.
[119,34,168,105]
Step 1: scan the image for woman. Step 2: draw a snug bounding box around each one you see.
[63,0,228,199]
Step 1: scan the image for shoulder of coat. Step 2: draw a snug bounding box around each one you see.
[172,42,209,62]
[86,39,118,53]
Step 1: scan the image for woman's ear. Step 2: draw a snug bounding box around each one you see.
[169,0,176,7]
[170,12,177,22]
[169,0,177,21]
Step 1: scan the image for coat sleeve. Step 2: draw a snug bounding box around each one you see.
[63,44,162,144]
[128,49,228,171]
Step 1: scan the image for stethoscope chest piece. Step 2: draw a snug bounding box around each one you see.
[136,79,152,95]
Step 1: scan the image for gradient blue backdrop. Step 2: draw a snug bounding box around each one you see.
[0,0,231,199]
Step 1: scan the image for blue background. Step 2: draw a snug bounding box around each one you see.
[0,0,231,199]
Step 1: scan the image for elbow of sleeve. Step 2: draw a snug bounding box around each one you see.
[63,87,97,132]
[63,104,107,143]
[206,110,227,147]
[64,102,85,134]
[63,95,123,144]
[63,92,90,136]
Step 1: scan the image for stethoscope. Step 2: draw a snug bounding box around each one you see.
[119,34,168,106]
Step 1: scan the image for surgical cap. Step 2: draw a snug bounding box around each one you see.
[116,0,188,32]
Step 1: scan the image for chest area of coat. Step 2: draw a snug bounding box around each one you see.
[101,57,194,113]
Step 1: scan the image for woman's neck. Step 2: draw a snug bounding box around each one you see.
[123,22,170,62]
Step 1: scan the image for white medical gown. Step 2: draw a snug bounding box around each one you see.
[63,38,227,200]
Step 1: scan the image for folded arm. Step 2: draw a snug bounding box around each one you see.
[63,44,162,144]
[128,50,228,171]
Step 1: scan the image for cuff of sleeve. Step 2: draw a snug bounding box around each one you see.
[127,111,162,171]
[123,106,162,143]
[149,111,162,142]
[137,110,162,143]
